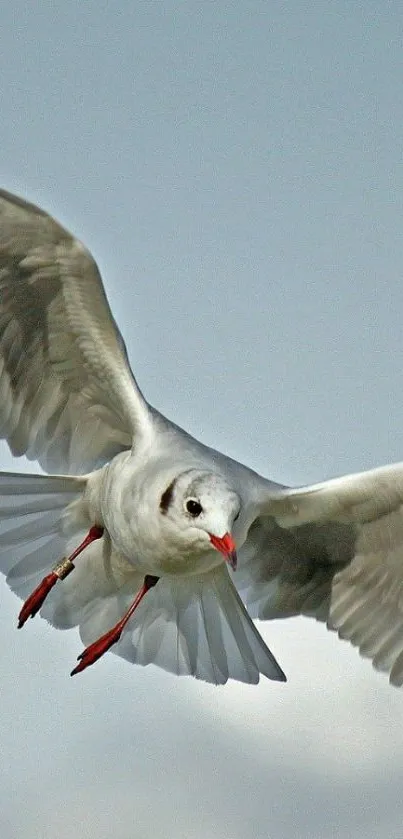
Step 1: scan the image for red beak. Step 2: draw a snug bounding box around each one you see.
[209,532,237,570]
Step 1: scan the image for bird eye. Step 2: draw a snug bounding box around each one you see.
[234,511,240,522]
[186,499,203,517]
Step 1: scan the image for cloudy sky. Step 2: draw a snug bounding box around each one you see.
[1,2,403,837]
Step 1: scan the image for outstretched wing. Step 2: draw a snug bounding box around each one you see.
[0,189,153,473]
[237,462,403,686]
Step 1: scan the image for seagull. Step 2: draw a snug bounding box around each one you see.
[1,189,403,687]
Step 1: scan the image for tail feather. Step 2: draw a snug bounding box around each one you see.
[79,566,287,685]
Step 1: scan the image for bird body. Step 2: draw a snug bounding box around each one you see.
[1,187,403,686]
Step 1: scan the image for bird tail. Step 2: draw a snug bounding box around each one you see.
[80,565,287,685]
[0,471,87,600]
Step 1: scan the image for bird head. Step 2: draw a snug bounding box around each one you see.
[159,469,240,569]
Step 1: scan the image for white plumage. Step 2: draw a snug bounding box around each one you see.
[1,188,403,686]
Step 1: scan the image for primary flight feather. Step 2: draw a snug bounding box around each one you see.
[1,188,403,686]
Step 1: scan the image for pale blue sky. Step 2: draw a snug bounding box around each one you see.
[1,3,403,838]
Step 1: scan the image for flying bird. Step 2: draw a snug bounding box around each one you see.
[1,189,403,687]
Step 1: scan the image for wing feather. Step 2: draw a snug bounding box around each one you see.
[239,462,403,685]
[0,189,153,473]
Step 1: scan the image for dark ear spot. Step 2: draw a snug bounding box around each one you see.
[159,479,175,514]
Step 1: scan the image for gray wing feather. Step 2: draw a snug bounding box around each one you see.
[237,517,352,622]
[239,462,403,686]
[329,509,403,686]
[0,189,152,473]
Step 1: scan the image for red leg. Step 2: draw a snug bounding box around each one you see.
[17,525,104,629]
[70,574,159,676]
